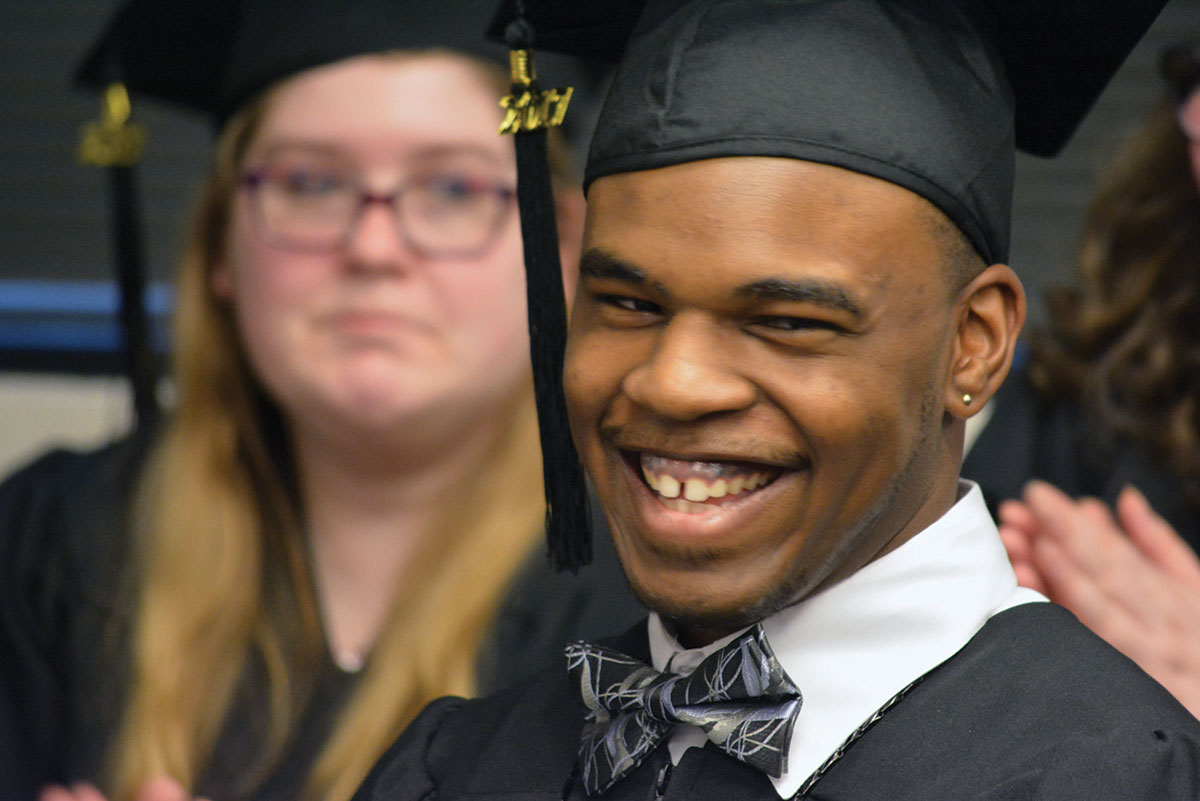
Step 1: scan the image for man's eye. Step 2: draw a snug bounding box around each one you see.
[753,316,840,332]
[600,295,661,314]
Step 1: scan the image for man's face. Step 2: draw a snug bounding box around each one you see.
[566,157,966,645]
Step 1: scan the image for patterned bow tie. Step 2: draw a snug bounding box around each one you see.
[566,623,802,796]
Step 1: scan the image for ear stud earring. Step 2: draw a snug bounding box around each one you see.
[962,393,973,406]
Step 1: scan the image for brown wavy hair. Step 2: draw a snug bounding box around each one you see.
[1030,101,1200,500]
[107,51,577,801]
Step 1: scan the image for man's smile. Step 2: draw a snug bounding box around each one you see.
[606,442,804,541]
[634,451,782,511]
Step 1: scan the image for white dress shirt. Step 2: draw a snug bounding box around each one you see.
[647,480,1045,798]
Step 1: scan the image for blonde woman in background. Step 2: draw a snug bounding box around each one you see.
[0,2,640,800]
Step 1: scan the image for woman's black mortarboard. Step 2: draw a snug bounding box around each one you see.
[77,0,516,127]
[490,0,1167,571]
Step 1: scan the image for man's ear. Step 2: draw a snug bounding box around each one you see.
[555,187,586,306]
[946,263,1025,418]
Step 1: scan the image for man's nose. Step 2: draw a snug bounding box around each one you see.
[621,313,757,421]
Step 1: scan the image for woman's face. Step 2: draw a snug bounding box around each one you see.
[216,53,532,439]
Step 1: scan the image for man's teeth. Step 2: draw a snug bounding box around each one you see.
[685,478,723,501]
[641,464,770,501]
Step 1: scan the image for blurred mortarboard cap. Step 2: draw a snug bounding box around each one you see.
[493,0,1167,266]
[76,0,602,132]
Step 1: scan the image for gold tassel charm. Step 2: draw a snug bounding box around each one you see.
[499,49,573,134]
[78,82,145,167]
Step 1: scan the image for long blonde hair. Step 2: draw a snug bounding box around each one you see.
[109,53,551,801]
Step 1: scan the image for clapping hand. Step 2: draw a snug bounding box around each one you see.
[39,777,211,801]
[999,480,1200,717]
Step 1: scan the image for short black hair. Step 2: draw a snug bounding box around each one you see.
[925,204,988,292]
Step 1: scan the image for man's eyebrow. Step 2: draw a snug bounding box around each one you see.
[579,250,667,294]
[735,277,864,319]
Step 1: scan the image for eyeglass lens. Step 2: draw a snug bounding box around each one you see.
[246,154,514,257]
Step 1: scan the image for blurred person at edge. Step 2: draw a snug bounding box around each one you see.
[0,2,641,800]
[963,42,1200,718]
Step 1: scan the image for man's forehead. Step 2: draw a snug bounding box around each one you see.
[584,157,942,270]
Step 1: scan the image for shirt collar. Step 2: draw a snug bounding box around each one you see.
[647,480,1044,797]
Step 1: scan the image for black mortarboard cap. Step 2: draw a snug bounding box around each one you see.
[496,0,1166,266]
[490,0,1166,570]
[76,0,515,127]
[76,0,604,135]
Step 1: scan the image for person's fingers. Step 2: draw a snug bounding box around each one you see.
[1019,480,1079,538]
[1031,537,1118,619]
[39,787,75,801]
[1018,483,1200,718]
[1117,485,1200,587]
[69,786,109,801]
[1028,490,1195,654]
[1011,561,1049,594]
[1022,481,1103,538]
[998,523,1032,562]
[999,524,1048,593]
[1022,481,1152,585]
[1076,495,1117,529]
[1030,537,1151,651]
[997,498,1038,534]
[134,777,191,801]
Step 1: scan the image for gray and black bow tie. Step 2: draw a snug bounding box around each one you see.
[565,623,802,796]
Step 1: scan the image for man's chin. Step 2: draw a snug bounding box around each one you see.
[628,561,816,647]
[637,584,799,648]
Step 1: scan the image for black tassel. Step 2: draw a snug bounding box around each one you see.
[78,82,160,428]
[110,163,159,426]
[503,11,592,572]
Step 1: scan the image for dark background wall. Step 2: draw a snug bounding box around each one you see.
[2,0,1199,347]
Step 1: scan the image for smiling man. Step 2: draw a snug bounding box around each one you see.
[568,158,994,649]
[354,0,1200,799]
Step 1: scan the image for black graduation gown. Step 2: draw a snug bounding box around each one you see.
[962,367,1200,552]
[352,603,1200,801]
[0,438,643,800]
